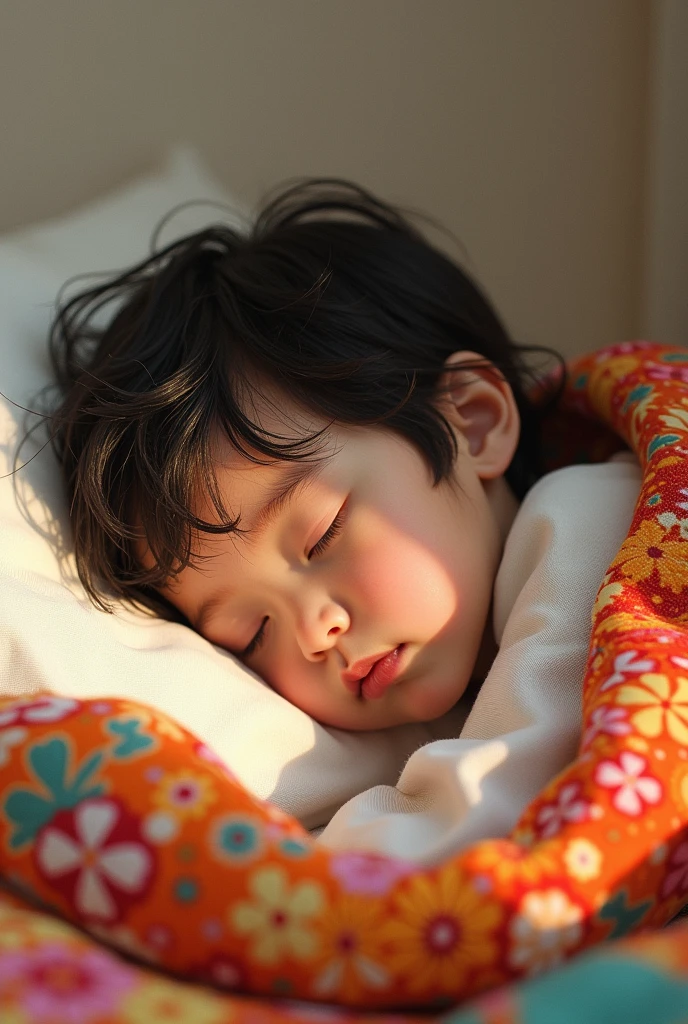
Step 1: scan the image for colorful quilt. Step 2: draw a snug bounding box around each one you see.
[1,340,688,1022]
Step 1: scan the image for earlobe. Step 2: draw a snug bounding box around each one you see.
[435,350,520,479]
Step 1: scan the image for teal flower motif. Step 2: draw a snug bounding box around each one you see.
[597,889,651,939]
[279,838,311,858]
[622,383,653,414]
[173,876,200,903]
[648,433,681,459]
[105,717,155,759]
[3,737,105,849]
[211,814,263,865]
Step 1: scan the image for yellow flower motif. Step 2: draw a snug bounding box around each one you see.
[630,396,660,449]
[152,770,217,820]
[594,610,641,637]
[670,763,688,812]
[616,673,688,745]
[593,581,623,617]
[122,978,227,1024]
[114,703,186,741]
[151,714,188,741]
[469,840,560,887]
[589,357,638,413]
[641,454,682,492]
[659,401,688,434]
[0,1011,28,1024]
[613,520,688,595]
[311,895,390,999]
[381,864,502,994]
[0,906,70,950]
[564,838,602,882]
[230,866,324,965]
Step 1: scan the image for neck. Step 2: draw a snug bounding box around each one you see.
[485,474,521,548]
[471,475,520,682]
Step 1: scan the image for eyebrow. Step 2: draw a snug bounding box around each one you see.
[248,460,324,541]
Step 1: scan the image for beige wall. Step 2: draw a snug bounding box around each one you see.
[643,0,688,347]
[0,1,654,358]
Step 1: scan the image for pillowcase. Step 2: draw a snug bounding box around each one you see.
[0,146,444,829]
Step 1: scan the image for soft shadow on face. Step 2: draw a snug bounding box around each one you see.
[156,395,504,732]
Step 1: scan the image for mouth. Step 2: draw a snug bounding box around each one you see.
[355,644,407,701]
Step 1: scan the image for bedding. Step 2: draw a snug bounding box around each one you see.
[1,885,688,1022]
[0,339,688,1022]
[1,147,688,1019]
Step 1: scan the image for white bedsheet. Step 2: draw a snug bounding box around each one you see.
[316,456,642,863]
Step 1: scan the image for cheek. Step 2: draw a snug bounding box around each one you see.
[346,516,460,635]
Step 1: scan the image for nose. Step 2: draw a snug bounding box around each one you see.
[296,597,351,660]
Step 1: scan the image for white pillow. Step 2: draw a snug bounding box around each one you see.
[0,147,447,829]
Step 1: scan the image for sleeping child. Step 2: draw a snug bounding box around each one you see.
[46,179,641,858]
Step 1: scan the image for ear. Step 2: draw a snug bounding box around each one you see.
[434,350,520,480]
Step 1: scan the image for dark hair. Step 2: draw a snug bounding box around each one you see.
[48,177,565,617]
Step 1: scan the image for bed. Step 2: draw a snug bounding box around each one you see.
[1,149,688,1022]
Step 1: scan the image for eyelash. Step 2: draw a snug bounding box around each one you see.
[308,506,347,560]
[242,616,268,658]
[241,506,347,658]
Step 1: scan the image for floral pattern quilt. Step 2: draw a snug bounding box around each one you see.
[1,340,688,1022]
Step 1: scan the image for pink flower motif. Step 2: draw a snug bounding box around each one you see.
[595,341,652,360]
[660,840,688,901]
[582,706,631,746]
[145,923,174,950]
[647,364,688,383]
[205,954,246,989]
[0,696,80,727]
[330,852,412,896]
[535,782,590,839]
[0,943,134,1023]
[35,797,155,922]
[600,650,655,693]
[595,751,662,816]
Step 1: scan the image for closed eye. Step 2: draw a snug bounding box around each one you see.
[308,503,347,560]
[241,616,268,658]
[240,501,348,657]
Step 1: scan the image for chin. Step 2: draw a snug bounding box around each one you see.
[401,677,467,723]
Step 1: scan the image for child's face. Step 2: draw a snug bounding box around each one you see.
[159,394,508,731]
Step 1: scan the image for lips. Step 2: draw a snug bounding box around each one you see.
[342,645,406,700]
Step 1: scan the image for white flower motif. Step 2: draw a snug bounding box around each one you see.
[582,706,631,746]
[660,407,688,433]
[509,889,583,973]
[595,751,662,816]
[0,696,79,727]
[36,799,152,920]
[0,726,27,766]
[600,650,656,693]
